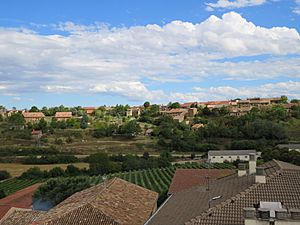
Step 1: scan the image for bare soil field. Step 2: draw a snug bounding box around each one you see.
[0,163,89,177]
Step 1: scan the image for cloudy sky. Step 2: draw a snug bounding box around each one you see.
[0,0,300,108]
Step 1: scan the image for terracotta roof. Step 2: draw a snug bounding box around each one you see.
[185,161,300,225]
[54,112,72,118]
[168,169,234,194]
[83,107,96,110]
[181,102,197,108]
[0,183,41,219]
[199,101,230,105]
[33,178,158,225]
[22,112,45,118]
[0,208,45,225]
[191,123,204,129]
[31,130,42,135]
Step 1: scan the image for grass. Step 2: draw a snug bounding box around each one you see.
[0,163,89,177]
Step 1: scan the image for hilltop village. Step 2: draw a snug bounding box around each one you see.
[0,96,300,224]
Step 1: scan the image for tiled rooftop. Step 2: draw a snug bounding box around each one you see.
[147,160,300,225]
[168,169,234,194]
[1,178,158,225]
[22,112,45,118]
[54,112,72,118]
[185,160,300,225]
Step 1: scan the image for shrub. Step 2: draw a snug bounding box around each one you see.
[0,170,10,181]
[20,167,46,179]
[34,177,92,205]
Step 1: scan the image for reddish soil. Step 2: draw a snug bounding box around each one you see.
[0,183,41,219]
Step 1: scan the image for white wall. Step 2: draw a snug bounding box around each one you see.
[209,154,250,163]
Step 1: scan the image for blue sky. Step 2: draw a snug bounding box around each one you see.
[0,0,300,108]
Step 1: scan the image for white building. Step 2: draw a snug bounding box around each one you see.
[208,150,258,163]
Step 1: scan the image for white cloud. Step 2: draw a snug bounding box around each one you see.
[206,0,267,11]
[172,81,300,102]
[294,0,300,14]
[90,81,166,101]
[0,12,299,102]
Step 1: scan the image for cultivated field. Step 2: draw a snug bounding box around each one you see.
[0,163,89,177]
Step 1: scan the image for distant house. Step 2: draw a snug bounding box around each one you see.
[208,150,258,163]
[31,130,42,139]
[191,123,204,130]
[277,144,300,153]
[160,108,189,122]
[55,112,72,121]
[6,109,25,117]
[22,112,45,123]
[145,128,153,136]
[237,97,282,108]
[1,178,158,225]
[181,102,198,108]
[83,107,96,116]
[199,101,230,109]
[126,107,141,117]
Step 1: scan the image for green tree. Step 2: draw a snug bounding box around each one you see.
[0,170,10,181]
[48,167,65,177]
[280,95,288,104]
[29,106,39,112]
[80,115,88,129]
[168,102,181,109]
[8,113,25,129]
[0,189,6,199]
[117,120,141,136]
[291,99,299,104]
[88,153,112,175]
[65,165,81,176]
[143,101,150,108]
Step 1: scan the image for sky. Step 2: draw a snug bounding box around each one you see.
[0,0,300,108]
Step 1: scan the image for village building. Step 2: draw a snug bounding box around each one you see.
[160,108,190,122]
[6,109,25,117]
[83,107,96,116]
[31,130,43,142]
[54,112,72,121]
[126,107,141,117]
[22,112,45,123]
[237,97,282,108]
[191,123,204,130]
[1,178,158,225]
[146,160,300,225]
[181,102,198,108]
[208,150,258,163]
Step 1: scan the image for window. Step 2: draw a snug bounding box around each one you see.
[229,156,231,158]
[212,156,215,158]
[220,156,223,158]
[245,156,248,158]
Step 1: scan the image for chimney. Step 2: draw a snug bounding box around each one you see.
[248,153,256,174]
[238,163,247,177]
[255,167,266,184]
[243,208,256,219]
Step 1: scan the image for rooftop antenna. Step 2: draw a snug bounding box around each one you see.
[206,158,211,208]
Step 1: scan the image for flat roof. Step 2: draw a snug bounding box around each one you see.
[208,150,256,157]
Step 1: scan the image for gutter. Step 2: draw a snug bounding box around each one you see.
[144,194,173,225]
